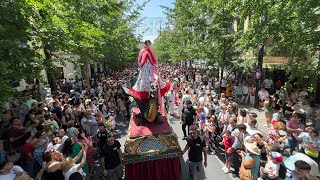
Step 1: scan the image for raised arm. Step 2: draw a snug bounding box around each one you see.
[73,144,84,162]
[76,144,88,171]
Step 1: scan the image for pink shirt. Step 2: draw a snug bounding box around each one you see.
[286,119,301,136]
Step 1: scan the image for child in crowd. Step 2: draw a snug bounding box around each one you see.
[220,130,233,174]
[267,119,287,145]
[204,115,217,155]
[260,151,283,179]
[198,112,206,134]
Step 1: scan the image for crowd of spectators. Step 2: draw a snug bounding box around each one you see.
[0,63,319,180]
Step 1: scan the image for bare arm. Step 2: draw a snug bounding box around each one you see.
[76,149,87,171]
[73,147,84,163]
[118,147,123,160]
[286,125,301,133]
[182,144,189,155]
[202,146,207,163]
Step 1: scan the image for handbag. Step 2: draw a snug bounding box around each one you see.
[239,163,254,180]
[305,148,319,158]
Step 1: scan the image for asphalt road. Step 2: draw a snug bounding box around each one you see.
[114,104,233,180]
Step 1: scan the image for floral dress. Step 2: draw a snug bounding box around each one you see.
[267,127,280,145]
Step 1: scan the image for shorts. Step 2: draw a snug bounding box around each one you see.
[189,161,202,176]
[225,153,234,161]
[106,164,123,180]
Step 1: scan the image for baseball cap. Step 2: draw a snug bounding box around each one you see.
[269,152,283,163]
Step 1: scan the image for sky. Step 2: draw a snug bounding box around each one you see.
[136,0,175,42]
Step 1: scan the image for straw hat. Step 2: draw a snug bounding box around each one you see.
[244,142,261,155]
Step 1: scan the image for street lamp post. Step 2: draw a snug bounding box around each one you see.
[255,44,264,108]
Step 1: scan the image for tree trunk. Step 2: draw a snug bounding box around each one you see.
[220,65,224,81]
[255,44,264,108]
[82,59,90,88]
[43,45,56,94]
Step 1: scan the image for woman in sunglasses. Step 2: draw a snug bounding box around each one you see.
[293,127,320,162]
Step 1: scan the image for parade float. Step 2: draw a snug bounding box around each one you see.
[123,40,181,180]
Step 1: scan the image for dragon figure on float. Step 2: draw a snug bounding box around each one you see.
[125,40,170,125]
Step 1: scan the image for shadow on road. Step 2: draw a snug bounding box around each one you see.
[114,115,130,139]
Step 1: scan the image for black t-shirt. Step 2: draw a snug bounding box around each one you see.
[96,130,110,148]
[257,143,267,161]
[186,136,206,162]
[182,106,196,124]
[101,140,121,169]
[51,107,63,119]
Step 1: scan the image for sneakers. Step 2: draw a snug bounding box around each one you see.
[209,150,215,155]
[182,137,187,140]
[263,124,268,127]
[222,166,227,171]
[223,168,230,174]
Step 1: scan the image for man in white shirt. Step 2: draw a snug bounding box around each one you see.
[258,87,269,102]
[0,160,24,180]
[245,119,260,136]
[241,84,249,104]
[166,90,175,115]
[56,128,69,152]
[182,90,192,105]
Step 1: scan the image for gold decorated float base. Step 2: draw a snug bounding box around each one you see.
[122,108,181,165]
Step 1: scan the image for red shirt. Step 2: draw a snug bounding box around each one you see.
[6,127,25,149]
[24,141,33,161]
[223,136,234,155]
[274,81,282,89]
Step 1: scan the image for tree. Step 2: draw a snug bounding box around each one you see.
[0,0,144,106]
[0,0,45,105]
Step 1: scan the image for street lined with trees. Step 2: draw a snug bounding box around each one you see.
[154,0,320,89]
[0,0,145,105]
